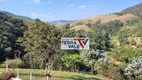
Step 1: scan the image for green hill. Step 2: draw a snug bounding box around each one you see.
[0,12,27,61]
[0,11,33,21]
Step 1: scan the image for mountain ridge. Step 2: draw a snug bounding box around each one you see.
[47,20,77,24]
[0,11,33,21]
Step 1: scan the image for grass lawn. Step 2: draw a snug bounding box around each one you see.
[0,68,111,80]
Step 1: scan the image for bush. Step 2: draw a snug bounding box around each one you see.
[113,12,123,16]
[96,61,127,80]
[0,71,16,80]
[61,54,89,72]
[124,56,142,80]
[1,58,23,68]
[125,18,139,26]
[117,21,142,45]
[111,46,142,62]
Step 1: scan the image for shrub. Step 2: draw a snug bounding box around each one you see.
[113,12,123,16]
[124,56,142,80]
[111,46,142,62]
[136,30,142,37]
[96,61,127,80]
[61,54,89,72]
[1,58,23,68]
[0,71,16,80]
[125,18,139,26]
[81,50,105,74]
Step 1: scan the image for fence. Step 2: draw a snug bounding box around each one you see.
[1,64,39,80]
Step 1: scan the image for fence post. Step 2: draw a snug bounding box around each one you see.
[45,67,49,80]
[6,64,9,72]
[46,76,49,80]
[30,72,32,80]
[17,68,20,78]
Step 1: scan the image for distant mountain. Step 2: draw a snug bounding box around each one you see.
[47,20,77,24]
[121,3,142,16]
[0,11,33,21]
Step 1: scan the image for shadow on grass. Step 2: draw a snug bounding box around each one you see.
[70,75,101,80]
[21,73,45,77]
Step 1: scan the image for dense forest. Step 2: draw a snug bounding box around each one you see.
[0,12,27,61]
[0,2,142,80]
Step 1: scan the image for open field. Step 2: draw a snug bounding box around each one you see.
[70,25,91,32]
[0,68,111,80]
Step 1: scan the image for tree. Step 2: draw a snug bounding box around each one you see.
[18,19,63,79]
[89,20,123,50]
[113,12,123,16]
[80,49,104,74]
[61,54,79,71]
[85,23,92,28]
[77,30,87,38]
[88,29,111,50]
[19,19,77,80]
[124,56,142,80]
[65,23,70,29]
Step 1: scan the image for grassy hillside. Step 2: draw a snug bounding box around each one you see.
[47,20,76,27]
[69,14,136,32]
[117,21,142,48]
[68,3,142,32]
[72,14,135,24]
[70,25,91,32]
[55,23,68,27]
[121,3,142,16]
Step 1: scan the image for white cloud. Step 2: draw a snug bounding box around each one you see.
[48,13,52,15]
[47,0,53,4]
[79,5,95,9]
[68,4,75,7]
[26,0,32,3]
[17,0,37,3]
[32,0,40,3]
[18,0,54,4]
[64,13,68,16]
[79,5,88,8]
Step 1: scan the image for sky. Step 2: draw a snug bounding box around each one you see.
[0,0,142,21]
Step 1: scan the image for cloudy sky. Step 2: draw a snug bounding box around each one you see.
[0,0,141,21]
